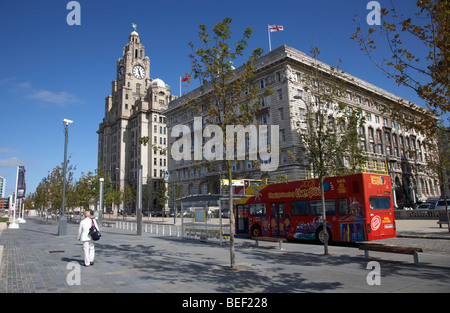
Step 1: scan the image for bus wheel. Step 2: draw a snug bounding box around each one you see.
[316,227,332,244]
[251,225,262,237]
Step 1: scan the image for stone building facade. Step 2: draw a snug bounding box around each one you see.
[97,29,176,213]
[164,45,440,207]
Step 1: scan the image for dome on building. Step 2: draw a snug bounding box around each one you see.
[152,78,165,88]
[130,30,139,36]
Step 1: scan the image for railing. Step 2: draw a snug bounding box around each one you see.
[394,209,447,220]
[112,221,182,237]
[109,221,232,242]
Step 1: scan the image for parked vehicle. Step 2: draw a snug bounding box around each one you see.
[416,203,435,210]
[435,199,450,210]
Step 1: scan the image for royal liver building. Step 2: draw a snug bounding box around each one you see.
[97,27,176,213]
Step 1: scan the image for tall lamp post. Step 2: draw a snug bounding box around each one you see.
[136,165,142,236]
[58,118,73,236]
[116,167,126,219]
[99,177,104,225]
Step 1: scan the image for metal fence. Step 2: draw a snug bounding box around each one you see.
[394,209,448,220]
[107,221,231,243]
[112,221,181,237]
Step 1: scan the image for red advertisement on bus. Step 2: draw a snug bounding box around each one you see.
[234,173,396,243]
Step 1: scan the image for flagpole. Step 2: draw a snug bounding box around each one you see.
[268,25,272,52]
[180,76,181,97]
[8,165,19,229]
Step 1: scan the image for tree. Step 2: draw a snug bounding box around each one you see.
[185,17,272,268]
[34,177,50,215]
[124,184,134,214]
[142,177,154,216]
[95,167,123,215]
[154,177,168,216]
[74,171,97,210]
[351,0,449,135]
[45,160,76,213]
[425,122,450,231]
[292,47,367,255]
[168,177,185,216]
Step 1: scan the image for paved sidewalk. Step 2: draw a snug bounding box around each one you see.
[0,217,450,296]
[394,219,450,239]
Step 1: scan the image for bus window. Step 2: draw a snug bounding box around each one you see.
[249,203,266,215]
[310,199,335,215]
[337,198,349,215]
[369,197,391,210]
[290,200,308,216]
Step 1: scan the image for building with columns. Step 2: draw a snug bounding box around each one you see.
[164,45,440,207]
[97,28,176,213]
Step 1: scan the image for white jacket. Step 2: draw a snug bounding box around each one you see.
[78,217,100,242]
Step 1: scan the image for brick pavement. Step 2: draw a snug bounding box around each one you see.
[1,217,450,296]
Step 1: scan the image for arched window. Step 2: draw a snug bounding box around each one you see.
[200,182,207,195]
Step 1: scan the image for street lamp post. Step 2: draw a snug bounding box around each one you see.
[58,118,73,236]
[99,177,104,225]
[116,167,126,220]
[136,165,142,236]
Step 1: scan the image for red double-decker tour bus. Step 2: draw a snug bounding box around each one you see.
[234,172,396,243]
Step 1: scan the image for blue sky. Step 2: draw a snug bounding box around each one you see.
[0,0,432,197]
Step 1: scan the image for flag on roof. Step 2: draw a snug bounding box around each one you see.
[269,25,284,32]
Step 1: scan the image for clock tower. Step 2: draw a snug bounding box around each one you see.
[97,26,177,215]
[117,29,150,83]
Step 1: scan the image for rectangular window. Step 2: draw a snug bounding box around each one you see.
[280,129,286,142]
[259,79,265,89]
[337,198,348,215]
[278,108,284,120]
[369,197,391,210]
[310,199,335,215]
[276,71,282,82]
[290,200,308,216]
[249,203,266,216]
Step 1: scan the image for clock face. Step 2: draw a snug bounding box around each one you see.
[118,66,125,80]
[133,65,145,79]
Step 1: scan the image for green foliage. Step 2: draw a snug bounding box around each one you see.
[29,161,123,214]
[293,47,367,180]
[185,17,269,268]
[351,0,450,135]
